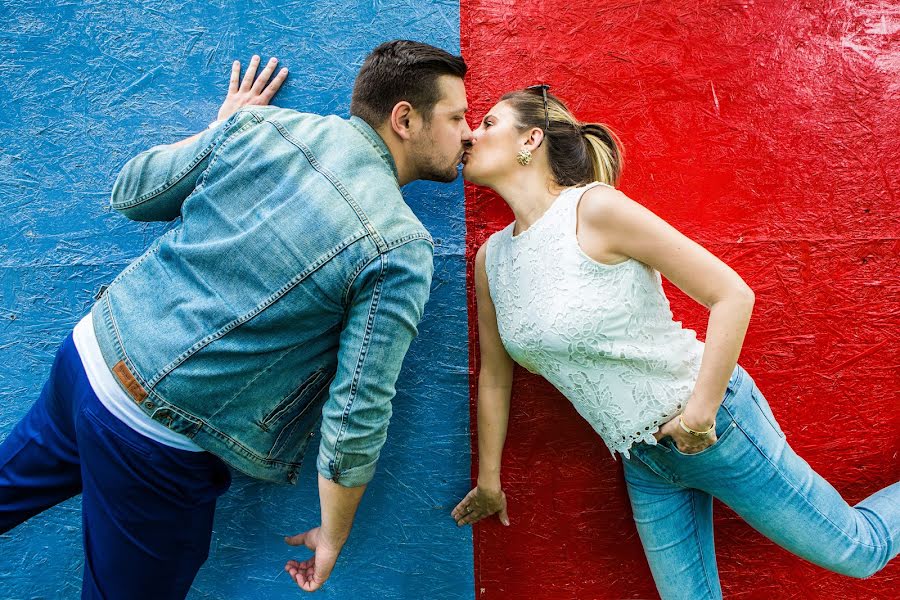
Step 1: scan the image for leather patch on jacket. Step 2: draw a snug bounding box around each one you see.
[112,360,149,404]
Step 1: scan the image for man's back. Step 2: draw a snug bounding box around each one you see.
[93,106,434,484]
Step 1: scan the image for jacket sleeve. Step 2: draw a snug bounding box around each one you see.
[317,238,434,487]
[109,121,227,222]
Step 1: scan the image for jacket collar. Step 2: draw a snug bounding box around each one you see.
[349,116,398,180]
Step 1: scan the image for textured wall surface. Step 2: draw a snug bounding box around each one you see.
[0,1,473,599]
[462,0,899,598]
[3,0,899,598]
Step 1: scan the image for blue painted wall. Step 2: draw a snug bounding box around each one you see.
[0,1,473,598]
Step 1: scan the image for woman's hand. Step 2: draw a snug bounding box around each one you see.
[654,410,718,455]
[216,55,288,122]
[452,485,509,527]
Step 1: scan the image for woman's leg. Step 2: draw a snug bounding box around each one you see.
[623,452,721,599]
[663,368,898,579]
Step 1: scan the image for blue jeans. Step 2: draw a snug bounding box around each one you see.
[623,366,899,599]
[0,334,232,599]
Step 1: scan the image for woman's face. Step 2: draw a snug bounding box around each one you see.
[462,100,527,187]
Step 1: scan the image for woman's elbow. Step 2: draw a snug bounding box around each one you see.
[734,282,755,314]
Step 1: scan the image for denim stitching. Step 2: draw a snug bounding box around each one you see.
[113,131,220,211]
[265,119,388,253]
[728,402,884,550]
[343,252,382,307]
[343,238,432,305]
[331,253,387,478]
[147,232,366,386]
[105,293,147,399]
[262,368,328,427]
[267,384,330,460]
[690,490,718,599]
[193,111,262,190]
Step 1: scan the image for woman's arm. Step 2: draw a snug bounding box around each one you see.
[452,243,515,526]
[577,186,755,452]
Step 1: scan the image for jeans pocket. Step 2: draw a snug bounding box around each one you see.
[668,419,739,458]
[82,404,155,459]
[750,385,785,438]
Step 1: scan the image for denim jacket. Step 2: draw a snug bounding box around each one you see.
[92,106,434,486]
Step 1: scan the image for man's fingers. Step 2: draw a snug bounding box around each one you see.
[228,60,241,93]
[284,530,316,550]
[286,557,322,592]
[285,560,301,571]
[292,565,321,593]
[258,68,288,104]
[298,572,324,593]
[251,57,278,94]
[453,503,477,522]
[240,55,261,91]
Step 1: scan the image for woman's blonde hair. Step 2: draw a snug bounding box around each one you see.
[501,89,624,186]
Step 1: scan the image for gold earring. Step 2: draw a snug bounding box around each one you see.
[516,148,532,166]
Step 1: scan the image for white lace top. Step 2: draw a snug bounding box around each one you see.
[484,182,705,457]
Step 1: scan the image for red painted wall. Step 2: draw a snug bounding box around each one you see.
[462,1,900,597]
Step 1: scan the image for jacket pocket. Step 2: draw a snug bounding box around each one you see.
[260,367,330,430]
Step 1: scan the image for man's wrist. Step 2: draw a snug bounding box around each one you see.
[319,524,350,548]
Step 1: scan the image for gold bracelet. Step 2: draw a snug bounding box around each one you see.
[678,415,715,437]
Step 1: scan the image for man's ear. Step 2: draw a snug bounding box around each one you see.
[389,101,415,141]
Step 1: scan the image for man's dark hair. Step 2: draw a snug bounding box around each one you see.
[351,40,467,128]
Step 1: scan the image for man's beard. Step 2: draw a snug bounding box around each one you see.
[419,159,460,183]
[412,134,461,183]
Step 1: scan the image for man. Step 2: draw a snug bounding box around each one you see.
[0,40,471,597]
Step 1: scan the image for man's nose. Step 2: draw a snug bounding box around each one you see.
[461,121,474,142]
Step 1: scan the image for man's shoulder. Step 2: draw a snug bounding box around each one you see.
[238,106,344,128]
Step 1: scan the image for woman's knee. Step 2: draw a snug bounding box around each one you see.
[830,550,889,580]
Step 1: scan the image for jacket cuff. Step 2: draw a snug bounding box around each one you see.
[316,453,378,488]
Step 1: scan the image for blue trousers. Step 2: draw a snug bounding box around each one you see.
[623,366,899,599]
[0,334,232,599]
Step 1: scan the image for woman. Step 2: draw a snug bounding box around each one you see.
[451,86,898,599]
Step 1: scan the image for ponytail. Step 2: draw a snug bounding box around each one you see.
[581,123,624,186]
[502,89,625,187]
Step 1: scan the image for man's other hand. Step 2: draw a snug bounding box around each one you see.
[284,527,342,592]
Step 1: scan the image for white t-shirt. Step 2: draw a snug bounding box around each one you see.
[72,314,203,452]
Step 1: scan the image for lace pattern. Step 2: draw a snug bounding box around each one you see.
[484,183,705,457]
